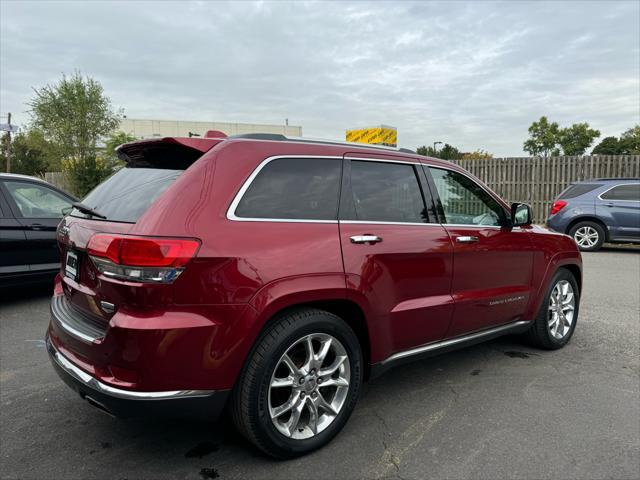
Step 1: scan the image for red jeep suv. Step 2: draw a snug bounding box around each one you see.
[47,133,582,458]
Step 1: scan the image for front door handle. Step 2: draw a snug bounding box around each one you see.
[605,202,615,207]
[456,235,479,243]
[350,235,382,244]
[28,223,47,231]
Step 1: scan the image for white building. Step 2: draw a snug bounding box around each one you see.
[119,118,302,139]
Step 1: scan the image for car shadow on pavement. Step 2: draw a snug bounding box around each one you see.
[0,283,53,306]
[600,243,640,253]
[76,334,537,468]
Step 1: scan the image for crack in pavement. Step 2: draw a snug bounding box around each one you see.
[366,397,454,479]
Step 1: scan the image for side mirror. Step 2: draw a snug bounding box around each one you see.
[511,202,533,226]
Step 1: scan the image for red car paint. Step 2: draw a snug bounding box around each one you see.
[47,136,582,405]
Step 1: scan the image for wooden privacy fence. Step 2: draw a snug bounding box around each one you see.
[453,155,640,223]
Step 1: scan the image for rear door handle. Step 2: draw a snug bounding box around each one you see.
[28,223,47,231]
[350,235,382,244]
[456,235,479,243]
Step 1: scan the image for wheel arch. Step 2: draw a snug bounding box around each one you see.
[566,216,609,241]
[526,253,582,320]
[560,264,582,293]
[247,275,373,379]
[260,299,372,379]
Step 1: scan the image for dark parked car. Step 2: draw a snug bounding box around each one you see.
[47,134,582,458]
[547,178,640,251]
[0,173,76,287]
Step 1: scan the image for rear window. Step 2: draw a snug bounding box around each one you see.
[559,183,602,199]
[71,167,183,223]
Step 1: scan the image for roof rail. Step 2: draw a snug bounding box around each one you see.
[230,133,287,141]
[590,177,640,181]
[228,133,416,154]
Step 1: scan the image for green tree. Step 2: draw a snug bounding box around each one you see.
[523,116,560,157]
[416,145,438,157]
[462,149,493,160]
[417,143,464,160]
[558,122,600,155]
[592,136,621,155]
[619,125,640,154]
[438,143,464,160]
[0,133,9,172]
[0,128,61,176]
[103,130,137,166]
[28,72,122,195]
[591,125,639,155]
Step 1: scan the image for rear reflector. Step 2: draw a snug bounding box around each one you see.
[550,200,567,215]
[87,234,200,283]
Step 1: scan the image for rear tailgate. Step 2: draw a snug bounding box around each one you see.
[55,137,221,338]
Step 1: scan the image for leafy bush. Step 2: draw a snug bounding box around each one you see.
[62,156,113,197]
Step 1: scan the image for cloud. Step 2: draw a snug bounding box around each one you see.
[1,0,638,156]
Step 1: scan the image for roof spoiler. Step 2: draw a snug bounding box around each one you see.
[116,137,223,167]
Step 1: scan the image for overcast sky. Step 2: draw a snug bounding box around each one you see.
[1,0,639,156]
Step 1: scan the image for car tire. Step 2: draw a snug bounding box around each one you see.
[525,269,580,350]
[569,221,605,251]
[230,308,363,458]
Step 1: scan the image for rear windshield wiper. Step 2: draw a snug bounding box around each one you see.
[72,202,107,220]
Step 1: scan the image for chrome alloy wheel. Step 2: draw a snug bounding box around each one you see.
[574,226,599,248]
[548,280,575,339]
[268,333,350,440]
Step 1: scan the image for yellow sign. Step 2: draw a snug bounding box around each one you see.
[346,125,397,147]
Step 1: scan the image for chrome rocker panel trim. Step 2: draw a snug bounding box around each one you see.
[370,320,531,378]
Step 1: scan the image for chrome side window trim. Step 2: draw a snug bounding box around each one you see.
[444,224,508,229]
[226,155,343,223]
[597,182,640,202]
[340,220,440,226]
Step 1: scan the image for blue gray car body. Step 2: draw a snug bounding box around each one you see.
[547,178,640,251]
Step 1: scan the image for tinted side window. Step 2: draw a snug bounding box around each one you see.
[346,160,427,223]
[5,181,72,219]
[601,184,640,201]
[429,168,506,226]
[235,158,341,220]
[560,183,603,199]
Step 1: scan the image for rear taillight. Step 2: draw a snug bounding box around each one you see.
[87,234,200,283]
[550,200,567,215]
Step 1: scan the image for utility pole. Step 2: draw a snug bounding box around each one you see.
[5,112,11,173]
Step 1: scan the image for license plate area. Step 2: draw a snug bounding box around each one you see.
[65,250,79,281]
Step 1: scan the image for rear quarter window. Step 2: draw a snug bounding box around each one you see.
[559,183,602,199]
[233,158,341,220]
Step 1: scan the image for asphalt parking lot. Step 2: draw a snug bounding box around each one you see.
[1,247,639,480]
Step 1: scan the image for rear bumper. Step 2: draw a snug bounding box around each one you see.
[546,214,566,232]
[46,334,229,420]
